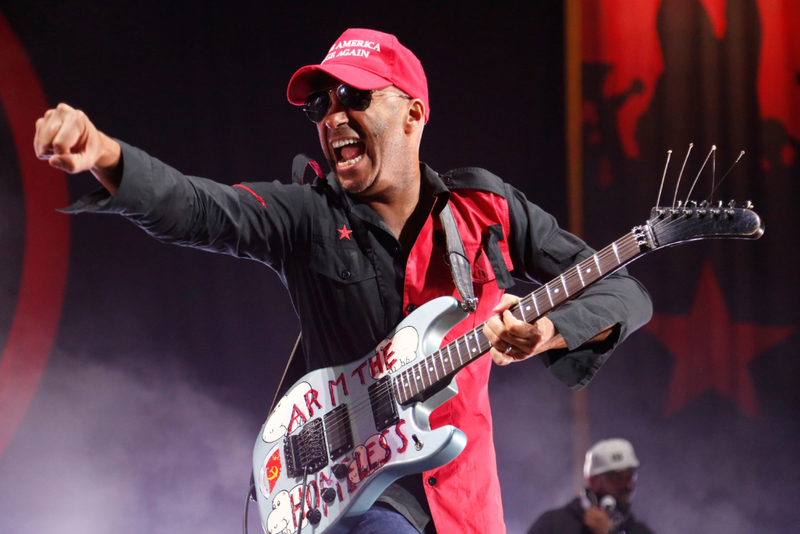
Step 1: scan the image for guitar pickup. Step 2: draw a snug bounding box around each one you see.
[369,376,400,432]
[324,404,354,460]
[284,418,328,478]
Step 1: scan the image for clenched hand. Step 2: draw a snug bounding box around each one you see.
[34,103,122,193]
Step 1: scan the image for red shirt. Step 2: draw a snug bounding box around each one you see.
[405,188,512,534]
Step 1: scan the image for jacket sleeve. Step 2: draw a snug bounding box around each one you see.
[62,140,308,273]
[505,184,653,389]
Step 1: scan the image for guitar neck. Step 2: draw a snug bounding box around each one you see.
[393,228,649,404]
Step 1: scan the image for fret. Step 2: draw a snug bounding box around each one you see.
[519,300,527,322]
[577,262,585,287]
[560,274,569,297]
[612,242,621,264]
[477,327,492,353]
[455,338,465,366]
[428,354,440,382]
[411,362,427,391]
[453,342,464,367]
[467,331,477,357]
[434,350,447,378]
[545,283,554,307]
[425,359,434,387]
[593,253,602,275]
[463,337,475,362]
[446,343,457,368]
[420,359,432,389]
[405,369,415,397]
[394,377,405,404]
[532,292,540,315]
[410,367,421,397]
[442,346,453,374]
[401,371,412,400]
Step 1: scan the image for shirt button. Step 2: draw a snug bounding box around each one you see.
[427,476,437,486]
[340,270,351,280]
[406,303,416,313]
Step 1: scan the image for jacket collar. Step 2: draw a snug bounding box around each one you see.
[326,162,451,230]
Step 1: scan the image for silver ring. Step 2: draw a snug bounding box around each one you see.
[505,345,513,354]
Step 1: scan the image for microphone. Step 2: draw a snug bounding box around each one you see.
[599,495,617,513]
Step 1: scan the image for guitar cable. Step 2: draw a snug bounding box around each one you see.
[244,333,304,534]
[297,465,310,534]
[242,472,257,534]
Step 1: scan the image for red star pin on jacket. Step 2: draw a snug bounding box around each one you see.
[337,224,353,240]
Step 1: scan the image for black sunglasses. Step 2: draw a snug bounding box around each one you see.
[303,84,411,123]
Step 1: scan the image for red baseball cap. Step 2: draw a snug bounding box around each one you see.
[287,28,429,122]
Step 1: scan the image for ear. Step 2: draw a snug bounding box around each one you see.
[404,98,426,134]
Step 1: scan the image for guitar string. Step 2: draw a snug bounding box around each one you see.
[306,238,642,436]
[310,223,669,433]
[290,208,752,450]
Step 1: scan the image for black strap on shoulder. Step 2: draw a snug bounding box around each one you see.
[291,154,325,184]
[438,202,478,312]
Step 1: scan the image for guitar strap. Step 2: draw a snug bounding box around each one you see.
[438,201,479,312]
[344,198,478,313]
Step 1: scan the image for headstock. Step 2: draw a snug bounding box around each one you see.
[646,200,764,248]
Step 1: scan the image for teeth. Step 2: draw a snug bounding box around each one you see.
[337,154,363,167]
[332,138,359,149]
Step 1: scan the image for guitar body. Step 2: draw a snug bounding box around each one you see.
[253,296,469,534]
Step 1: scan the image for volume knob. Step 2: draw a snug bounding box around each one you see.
[307,508,322,525]
[322,487,338,504]
[332,463,349,479]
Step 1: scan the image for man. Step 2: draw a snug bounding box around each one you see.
[528,439,655,534]
[34,28,651,534]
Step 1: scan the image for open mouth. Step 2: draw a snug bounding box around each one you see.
[332,138,366,167]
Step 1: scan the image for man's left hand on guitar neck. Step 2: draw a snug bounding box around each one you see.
[485,293,616,366]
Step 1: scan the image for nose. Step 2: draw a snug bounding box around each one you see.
[322,92,349,130]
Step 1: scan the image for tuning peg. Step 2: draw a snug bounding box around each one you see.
[676,200,684,208]
[715,200,724,208]
[728,200,737,208]
[699,200,710,208]
[687,200,698,207]
[743,200,754,209]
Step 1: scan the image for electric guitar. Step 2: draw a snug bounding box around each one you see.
[253,201,764,534]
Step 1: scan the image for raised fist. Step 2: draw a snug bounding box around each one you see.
[34,103,121,192]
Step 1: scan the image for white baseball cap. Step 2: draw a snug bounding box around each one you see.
[583,438,640,479]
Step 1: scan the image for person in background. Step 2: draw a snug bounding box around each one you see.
[528,438,655,534]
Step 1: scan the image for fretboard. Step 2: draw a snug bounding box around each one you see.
[393,229,646,404]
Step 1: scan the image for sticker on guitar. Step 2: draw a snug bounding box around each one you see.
[262,420,411,534]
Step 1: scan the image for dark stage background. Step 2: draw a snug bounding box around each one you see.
[0,2,797,533]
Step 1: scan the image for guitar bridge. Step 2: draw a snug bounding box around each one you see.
[284,418,328,478]
[369,376,400,432]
